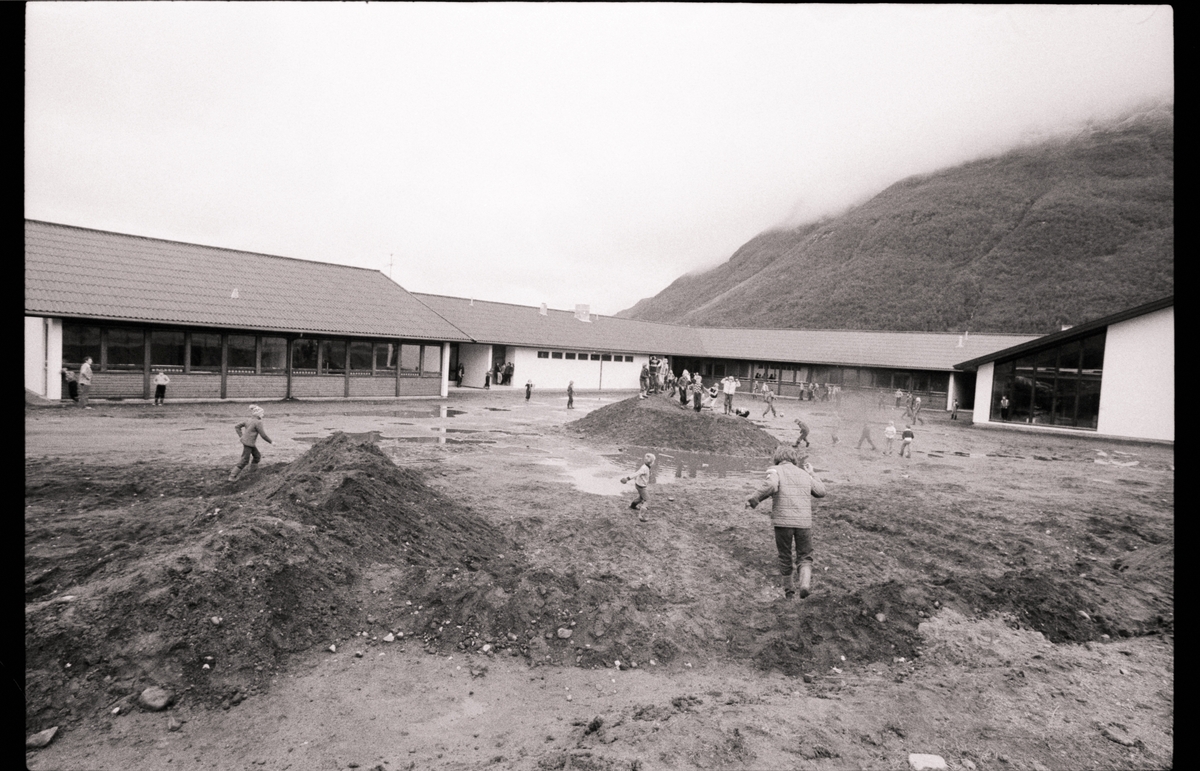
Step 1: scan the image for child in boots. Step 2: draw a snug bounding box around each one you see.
[230,404,273,480]
[621,453,656,521]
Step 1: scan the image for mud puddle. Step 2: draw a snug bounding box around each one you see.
[340,407,466,419]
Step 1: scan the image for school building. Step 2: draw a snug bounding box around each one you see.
[29,219,1108,423]
[954,296,1174,443]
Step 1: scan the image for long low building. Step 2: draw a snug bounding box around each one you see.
[27,219,1044,412]
[25,220,468,402]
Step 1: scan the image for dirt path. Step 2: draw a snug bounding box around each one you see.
[25,391,1174,770]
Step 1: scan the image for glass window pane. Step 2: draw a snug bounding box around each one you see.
[190,333,221,370]
[292,339,318,372]
[1081,332,1106,373]
[106,328,145,370]
[1053,376,1078,426]
[565,352,576,360]
[228,335,256,370]
[62,323,101,366]
[375,343,396,372]
[349,341,373,371]
[537,351,549,359]
[551,351,563,359]
[601,354,612,362]
[421,345,441,374]
[1077,376,1102,430]
[320,340,346,375]
[262,337,288,371]
[399,344,421,373]
[151,330,185,368]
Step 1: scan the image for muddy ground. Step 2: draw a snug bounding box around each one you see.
[25,388,1173,770]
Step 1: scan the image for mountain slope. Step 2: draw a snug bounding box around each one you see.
[620,108,1173,334]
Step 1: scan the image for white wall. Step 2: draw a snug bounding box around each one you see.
[457,343,493,388]
[971,361,995,424]
[439,342,451,397]
[507,347,647,391]
[1097,306,1174,442]
[25,316,62,399]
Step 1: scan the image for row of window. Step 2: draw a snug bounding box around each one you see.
[686,360,951,393]
[535,351,636,362]
[61,323,442,376]
[990,331,1105,429]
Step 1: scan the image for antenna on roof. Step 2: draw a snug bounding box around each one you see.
[539,303,548,316]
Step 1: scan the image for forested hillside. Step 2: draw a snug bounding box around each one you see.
[619,107,1173,334]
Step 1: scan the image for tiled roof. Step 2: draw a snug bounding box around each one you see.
[695,327,1039,371]
[414,293,1036,370]
[24,220,470,341]
[411,294,702,355]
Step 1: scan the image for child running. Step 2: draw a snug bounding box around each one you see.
[230,404,273,481]
[620,453,656,521]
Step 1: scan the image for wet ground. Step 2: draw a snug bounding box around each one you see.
[25,388,1174,770]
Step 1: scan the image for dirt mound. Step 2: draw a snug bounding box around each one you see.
[567,394,780,456]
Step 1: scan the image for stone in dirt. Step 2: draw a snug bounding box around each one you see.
[26,726,59,749]
[908,754,947,770]
[138,686,174,711]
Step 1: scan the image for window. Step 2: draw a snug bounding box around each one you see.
[537,351,550,359]
[151,330,185,368]
[421,345,441,374]
[590,354,600,361]
[349,341,374,372]
[228,335,257,371]
[190,333,222,371]
[292,339,318,372]
[106,328,145,370]
[990,330,1104,429]
[601,354,612,362]
[62,323,101,366]
[399,343,421,373]
[262,337,288,372]
[551,352,563,359]
[374,342,396,372]
[624,356,634,362]
[320,340,346,375]
[565,353,576,360]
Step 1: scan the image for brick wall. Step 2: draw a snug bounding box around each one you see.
[85,372,145,399]
[154,373,222,400]
[289,376,349,399]
[397,376,441,398]
[226,374,288,400]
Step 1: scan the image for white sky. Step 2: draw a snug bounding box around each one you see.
[25,4,1172,316]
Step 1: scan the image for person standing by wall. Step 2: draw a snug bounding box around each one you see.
[78,357,94,409]
[152,370,170,406]
[746,445,827,600]
[1000,395,1010,421]
[61,368,78,403]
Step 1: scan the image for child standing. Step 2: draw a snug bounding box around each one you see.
[621,453,656,521]
[152,369,170,405]
[900,424,915,458]
[61,368,78,402]
[884,421,897,454]
[951,399,959,420]
[230,404,273,481]
[567,380,575,409]
[525,379,534,401]
[692,375,703,412]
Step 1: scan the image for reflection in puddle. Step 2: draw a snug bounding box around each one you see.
[605,448,764,482]
[533,448,764,495]
[341,407,466,419]
[484,407,511,412]
[291,432,493,446]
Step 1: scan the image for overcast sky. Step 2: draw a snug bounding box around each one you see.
[26,4,1172,316]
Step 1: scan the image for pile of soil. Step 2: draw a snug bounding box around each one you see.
[567,394,780,456]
